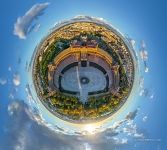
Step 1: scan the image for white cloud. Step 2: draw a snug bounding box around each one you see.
[139,76,144,88]
[140,50,148,61]
[139,88,154,100]
[149,94,154,99]
[8,101,20,116]
[142,116,148,122]
[0,78,7,85]
[100,109,144,146]
[25,84,33,101]
[111,120,125,130]
[4,101,148,150]
[144,67,149,73]
[13,73,21,86]
[8,66,12,72]
[140,51,149,73]
[9,92,15,99]
[130,39,135,49]
[133,133,144,138]
[125,109,138,120]
[84,143,91,150]
[13,3,49,39]
[33,23,41,32]
[4,101,85,150]
[14,132,26,150]
[123,120,144,139]
[113,137,128,145]
[141,40,146,48]
[140,41,150,73]
[140,89,145,96]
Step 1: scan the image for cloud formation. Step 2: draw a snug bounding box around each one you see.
[130,39,135,49]
[139,75,154,100]
[1,100,145,150]
[2,101,76,150]
[13,3,49,39]
[140,50,148,61]
[0,78,7,85]
[140,40,149,73]
[142,116,148,122]
[25,84,33,101]
[13,73,21,86]
[139,88,154,99]
[125,109,138,120]
[139,76,144,88]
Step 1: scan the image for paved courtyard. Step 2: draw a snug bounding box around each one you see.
[60,66,107,103]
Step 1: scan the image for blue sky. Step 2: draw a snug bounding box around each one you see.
[0,0,167,149]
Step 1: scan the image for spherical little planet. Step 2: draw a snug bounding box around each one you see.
[32,16,135,124]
